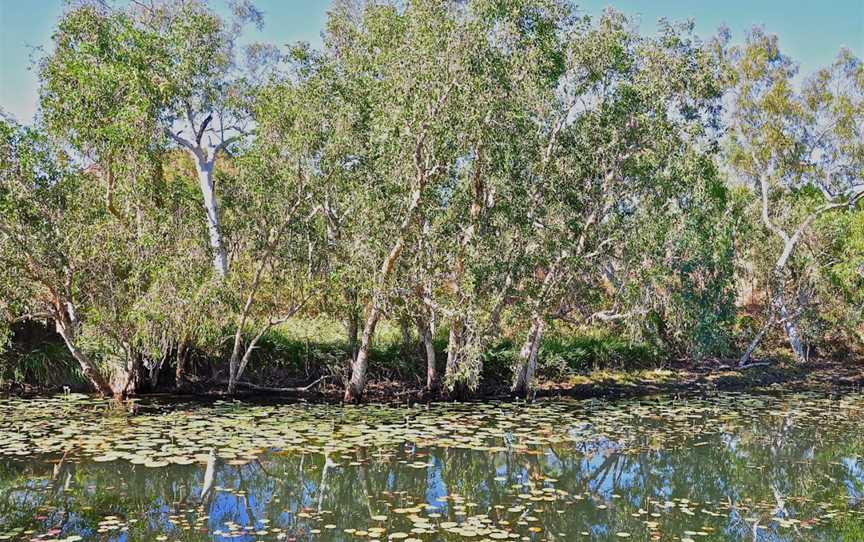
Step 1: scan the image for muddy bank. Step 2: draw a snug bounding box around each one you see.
[5,357,862,405]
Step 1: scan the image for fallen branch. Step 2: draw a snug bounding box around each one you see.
[218,376,328,394]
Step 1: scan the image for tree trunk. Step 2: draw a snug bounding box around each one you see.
[417,317,437,391]
[444,318,462,383]
[739,284,808,366]
[175,339,189,390]
[228,325,245,396]
[512,314,544,398]
[228,260,268,395]
[194,156,228,278]
[738,319,772,367]
[231,322,275,395]
[748,174,824,365]
[400,317,412,351]
[343,186,421,402]
[118,350,144,398]
[775,290,806,362]
[771,241,807,363]
[342,130,433,401]
[55,321,113,397]
[444,319,471,399]
[344,305,382,403]
[346,310,359,361]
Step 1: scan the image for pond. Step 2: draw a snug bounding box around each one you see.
[1,392,863,541]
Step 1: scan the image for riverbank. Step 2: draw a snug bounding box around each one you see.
[4,319,862,403]
[4,356,862,405]
[321,357,864,403]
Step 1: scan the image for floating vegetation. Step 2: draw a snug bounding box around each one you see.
[1,392,864,541]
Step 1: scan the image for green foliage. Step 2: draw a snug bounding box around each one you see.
[726,29,863,361]
[622,167,740,358]
[480,331,659,386]
[808,205,864,347]
[2,0,862,397]
[538,333,660,374]
[0,340,80,388]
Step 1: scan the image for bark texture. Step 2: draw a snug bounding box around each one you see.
[512,313,544,398]
[194,156,228,278]
[416,317,437,391]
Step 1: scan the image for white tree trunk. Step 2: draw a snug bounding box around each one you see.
[747,174,825,364]
[512,314,544,397]
[344,305,382,402]
[776,290,806,362]
[194,156,228,278]
[227,328,244,396]
[738,319,772,367]
[416,317,437,391]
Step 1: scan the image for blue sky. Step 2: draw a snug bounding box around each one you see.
[1,0,862,124]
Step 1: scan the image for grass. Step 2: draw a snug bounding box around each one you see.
[244,317,431,384]
[15,317,822,396]
[563,368,680,387]
[0,336,83,389]
[241,319,663,389]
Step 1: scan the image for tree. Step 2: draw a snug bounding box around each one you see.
[508,13,729,395]
[0,119,112,395]
[220,82,326,394]
[430,0,575,397]
[727,30,864,364]
[0,118,207,397]
[39,0,268,277]
[305,0,499,402]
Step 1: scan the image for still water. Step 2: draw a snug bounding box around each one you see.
[1,392,863,541]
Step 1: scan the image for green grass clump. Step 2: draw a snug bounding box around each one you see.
[537,332,660,378]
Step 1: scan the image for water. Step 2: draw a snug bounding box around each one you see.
[1,392,863,541]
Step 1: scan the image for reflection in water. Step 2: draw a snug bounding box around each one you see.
[1,393,863,541]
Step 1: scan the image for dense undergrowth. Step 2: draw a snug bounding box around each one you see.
[0,319,667,394]
[8,316,858,399]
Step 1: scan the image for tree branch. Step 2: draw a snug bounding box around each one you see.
[196,113,213,146]
[164,127,197,153]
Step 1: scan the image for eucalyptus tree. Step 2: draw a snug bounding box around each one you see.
[321,0,583,400]
[340,0,462,402]
[402,224,439,391]
[278,40,378,364]
[39,0,268,278]
[727,30,864,364]
[220,148,318,395]
[313,0,521,402]
[424,0,577,397]
[0,120,112,395]
[0,118,206,397]
[220,73,331,395]
[507,14,729,395]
